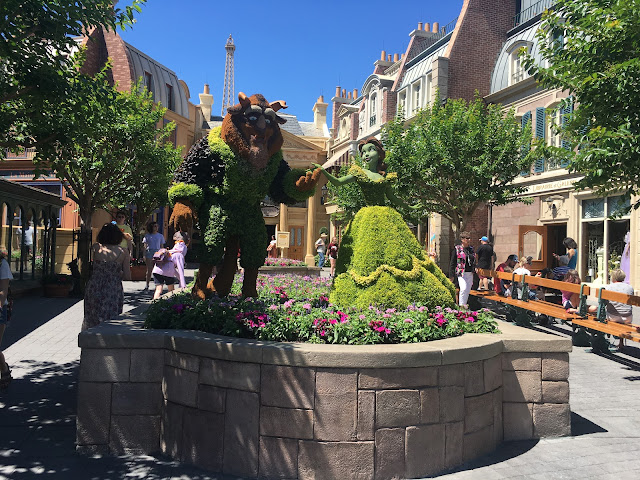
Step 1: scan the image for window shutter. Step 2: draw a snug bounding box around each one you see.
[521,111,532,176]
[533,107,546,173]
[561,97,573,151]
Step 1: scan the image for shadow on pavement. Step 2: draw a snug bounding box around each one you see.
[439,439,539,476]
[571,411,607,436]
[1,297,82,349]
[0,359,230,479]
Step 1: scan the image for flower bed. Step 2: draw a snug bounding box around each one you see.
[145,274,498,344]
[262,257,307,267]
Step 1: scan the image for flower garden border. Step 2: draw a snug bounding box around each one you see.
[76,314,571,479]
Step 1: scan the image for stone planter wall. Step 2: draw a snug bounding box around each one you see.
[258,266,321,277]
[77,318,571,479]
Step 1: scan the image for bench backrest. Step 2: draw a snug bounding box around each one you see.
[477,268,640,306]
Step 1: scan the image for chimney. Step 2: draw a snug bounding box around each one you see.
[341,89,346,97]
[418,22,423,30]
[347,92,352,99]
[353,88,358,98]
[335,86,341,97]
[432,22,439,33]
[425,22,431,32]
[393,53,399,62]
[313,95,328,132]
[198,83,213,122]
[387,54,392,62]
[381,50,386,61]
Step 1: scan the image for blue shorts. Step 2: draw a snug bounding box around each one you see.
[144,252,155,259]
[0,305,8,325]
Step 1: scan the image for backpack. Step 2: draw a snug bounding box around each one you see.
[153,248,171,265]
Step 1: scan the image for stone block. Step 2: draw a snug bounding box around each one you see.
[439,364,464,386]
[503,402,533,441]
[493,388,503,445]
[542,381,570,404]
[260,365,315,408]
[260,406,313,439]
[223,390,259,477]
[200,358,260,392]
[483,356,502,392]
[358,367,438,389]
[197,385,226,413]
[463,425,494,463]
[375,428,405,480]
[181,407,225,471]
[502,353,541,371]
[405,424,445,478]
[464,361,484,396]
[445,422,463,469]
[316,368,357,394]
[357,390,375,441]
[79,349,130,382]
[298,441,374,480]
[533,403,571,437]
[109,415,160,455]
[542,353,569,381]
[130,349,164,382]
[464,391,494,434]
[165,350,200,373]
[112,383,162,415]
[314,390,358,441]
[439,386,464,423]
[376,390,420,428]
[420,388,439,424]
[259,436,297,479]
[162,365,198,407]
[76,382,112,445]
[503,370,542,403]
[161,400,184,458]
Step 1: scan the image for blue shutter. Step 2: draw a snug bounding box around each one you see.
[560,98,573,167]
[521,111,532,176]
[534,107,546,173]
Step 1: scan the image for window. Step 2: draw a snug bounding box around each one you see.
[163,118,177,147]
[425,74,432,105]
[507,41,532,86]
[411,80,421,114]
[144,72,154,99]
[581,195,631,283]
[166,84,174,111]
[369,93,377,127]
[397,90,407,118]
[340,118,348,139]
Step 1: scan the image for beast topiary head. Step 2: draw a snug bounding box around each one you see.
[221,92,288,170]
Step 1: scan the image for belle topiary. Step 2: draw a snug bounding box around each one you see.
[313,138,455,310]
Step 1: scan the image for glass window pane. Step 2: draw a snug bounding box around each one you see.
[522,230,543,261]
[607,195,630,217]
[582,198,604,219]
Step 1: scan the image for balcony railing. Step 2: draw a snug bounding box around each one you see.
[514,0,555,27]
[3,147,36,160]
[369,115,377,127]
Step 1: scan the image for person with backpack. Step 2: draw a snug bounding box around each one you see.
[0,246,14,389]
[142,221,165,291]
[152,231,188,300]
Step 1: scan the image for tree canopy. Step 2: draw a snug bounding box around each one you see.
[0,0,146,150]
[382,94,534,238]
[521,0,640,209]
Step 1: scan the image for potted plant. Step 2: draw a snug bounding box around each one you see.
[42,274,73,297]
[130,257,147,281]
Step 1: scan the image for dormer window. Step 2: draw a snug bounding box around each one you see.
[507,41,532,86]
[369,93,377,127]
[398,90,407,118]
[166,84,174,111]
[144,71,154,99]
[411,80,421,114]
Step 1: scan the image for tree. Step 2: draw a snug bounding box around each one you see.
[521,0,640,210]
[382,94,534,240]
[0,0,146,150]
[33,72,181,279]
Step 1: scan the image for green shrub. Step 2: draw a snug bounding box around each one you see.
[330,206,455,310]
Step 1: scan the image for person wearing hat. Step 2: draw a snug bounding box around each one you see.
[475,235,494,290]
[494,254,518,295]
[315,233,328,268]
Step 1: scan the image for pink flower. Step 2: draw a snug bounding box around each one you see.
[359,314,366,320]
[269,304,279,311]
[302,303,312,310]
[404,318,413,323]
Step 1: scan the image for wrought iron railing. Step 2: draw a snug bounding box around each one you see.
[4,147,36,159]
[514,0,555,27]
[369,115,377,127]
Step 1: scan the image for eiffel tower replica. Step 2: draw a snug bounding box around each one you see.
[221,34,235,117]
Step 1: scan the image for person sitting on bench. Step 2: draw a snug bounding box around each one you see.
[561,269,581,310]
[568,269,634,323]
[553,255,570,280]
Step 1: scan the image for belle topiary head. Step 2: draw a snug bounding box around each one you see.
[358,137,387,174]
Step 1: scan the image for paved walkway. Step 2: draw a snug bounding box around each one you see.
[1,272,639,479]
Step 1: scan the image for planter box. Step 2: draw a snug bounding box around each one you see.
[43,283,71,298]
[258,266,321,277]
[130,265,147,282]
[77,318,572,478]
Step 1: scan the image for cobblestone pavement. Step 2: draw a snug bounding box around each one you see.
[1,271,639,479]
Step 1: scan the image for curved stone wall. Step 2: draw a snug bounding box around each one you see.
[77,317,571,479]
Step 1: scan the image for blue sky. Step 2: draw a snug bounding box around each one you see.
[119,0,463,124]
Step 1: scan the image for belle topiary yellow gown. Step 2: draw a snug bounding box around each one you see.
[330,165,456,310]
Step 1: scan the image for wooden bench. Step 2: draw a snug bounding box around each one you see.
[472,269,640,351]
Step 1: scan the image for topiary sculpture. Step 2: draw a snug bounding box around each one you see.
[313,138,455,310]
[169,93,320,299]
